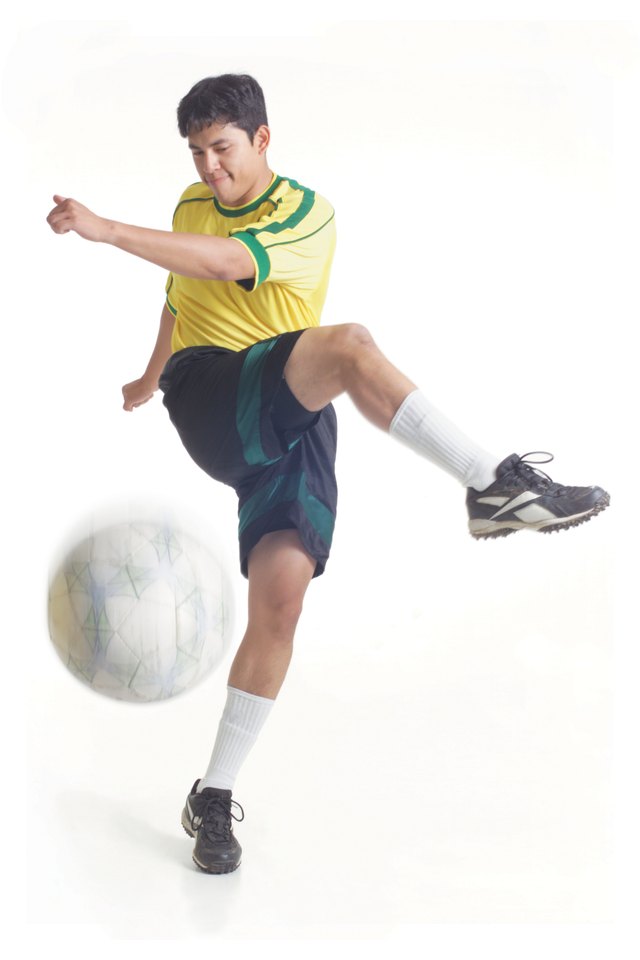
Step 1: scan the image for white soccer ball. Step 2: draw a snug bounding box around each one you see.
[48,520,234,703]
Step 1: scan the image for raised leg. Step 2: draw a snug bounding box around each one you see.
[284,323,417,429]
[283,323,499,490]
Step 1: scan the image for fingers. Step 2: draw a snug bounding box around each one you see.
[47,195,107,242]
[47,196,74,233]
[122,385,135,412]
[123,395,151,412]
[122,381,153,411]
[47,195,86,234]
[48,195,70,217]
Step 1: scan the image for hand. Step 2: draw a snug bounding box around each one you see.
[46,195,111,243]
[122,377,156,412]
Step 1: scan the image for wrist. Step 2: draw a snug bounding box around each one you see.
[102,218,118,245]
[141,372,159,391]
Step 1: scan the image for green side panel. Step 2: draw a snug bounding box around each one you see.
[298,473,335,546]
[238,472,334,547]
[236,339,282,466]
[239,474,298,535]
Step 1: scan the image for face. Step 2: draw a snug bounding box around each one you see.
[187,121,271,208]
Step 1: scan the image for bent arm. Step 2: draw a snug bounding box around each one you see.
[122,304,175,411]
[47,195,254,282]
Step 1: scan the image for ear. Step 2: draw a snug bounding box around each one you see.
[254,124,270,155]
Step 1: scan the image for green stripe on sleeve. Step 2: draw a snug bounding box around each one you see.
[240,179,316,240]
[230,232,271,288]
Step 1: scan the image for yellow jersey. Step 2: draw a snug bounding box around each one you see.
[166,173,336,353]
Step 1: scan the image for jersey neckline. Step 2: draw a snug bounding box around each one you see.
[213,173,283,217]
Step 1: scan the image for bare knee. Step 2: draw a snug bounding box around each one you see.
[269,595,304,637]
[340,323,378,389]
[250,592,305,641]
[335,322,375,355]
[325,323,377,385]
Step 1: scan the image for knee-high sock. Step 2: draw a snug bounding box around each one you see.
[389,389,499,492]
[197,686,275,793]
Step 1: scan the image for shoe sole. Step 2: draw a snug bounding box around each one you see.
[191,852,241,874]
[469,492,610,539]
[181,807,241,875]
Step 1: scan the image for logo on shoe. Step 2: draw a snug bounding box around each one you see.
[186,798,203,828]
[477,491,539,518]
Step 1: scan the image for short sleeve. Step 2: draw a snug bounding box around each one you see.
[229,187,336,294]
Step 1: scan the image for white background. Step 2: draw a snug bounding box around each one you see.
[4,4,637,955]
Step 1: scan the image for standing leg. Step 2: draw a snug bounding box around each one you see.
[200,529,315,792]
[181,530,315,874]
[227,528,316,697]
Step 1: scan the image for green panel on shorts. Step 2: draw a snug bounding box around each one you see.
[236,339,282,466]
[238,471,335,546]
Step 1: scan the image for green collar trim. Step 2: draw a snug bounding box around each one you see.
[213,174,282,217]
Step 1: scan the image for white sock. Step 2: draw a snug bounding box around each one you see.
[389,389,499,491]
[197,686,275,793]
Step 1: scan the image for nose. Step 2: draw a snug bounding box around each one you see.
[202,151,221,174]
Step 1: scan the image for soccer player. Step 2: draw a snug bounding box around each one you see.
[47,73,609,875]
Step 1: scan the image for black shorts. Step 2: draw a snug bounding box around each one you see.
[159,330,338,578]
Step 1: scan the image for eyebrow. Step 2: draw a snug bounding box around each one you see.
[188,138,231,150]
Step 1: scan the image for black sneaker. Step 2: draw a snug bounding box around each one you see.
[467,452,610,539]
[181,779,244,874]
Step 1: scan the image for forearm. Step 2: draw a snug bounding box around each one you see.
[105,220,251,281]
[143,304,176,387]
[121,304,176,411]
[47,194,254,281]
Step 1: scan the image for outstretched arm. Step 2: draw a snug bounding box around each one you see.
[46,195,254,282]
[122,304,175,411]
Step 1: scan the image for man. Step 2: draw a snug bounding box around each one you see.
[47,73,609,875]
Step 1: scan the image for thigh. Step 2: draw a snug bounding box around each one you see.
[162,333,313,481]
[283,323,371,411]
[159,345,244,481]
[237,402,338,580]
[247,530,316,618]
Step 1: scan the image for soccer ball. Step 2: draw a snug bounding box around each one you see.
[48,520,234,703]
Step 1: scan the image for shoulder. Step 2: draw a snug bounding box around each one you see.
[266,176,335,231]
[172,182,212,222]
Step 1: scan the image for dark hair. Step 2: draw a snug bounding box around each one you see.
[177,74,268,142]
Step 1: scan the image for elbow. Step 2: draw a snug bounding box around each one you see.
[197,239,255,283]
[194,260,233,281]
[219,239,256,284]
[213,262,242,283]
